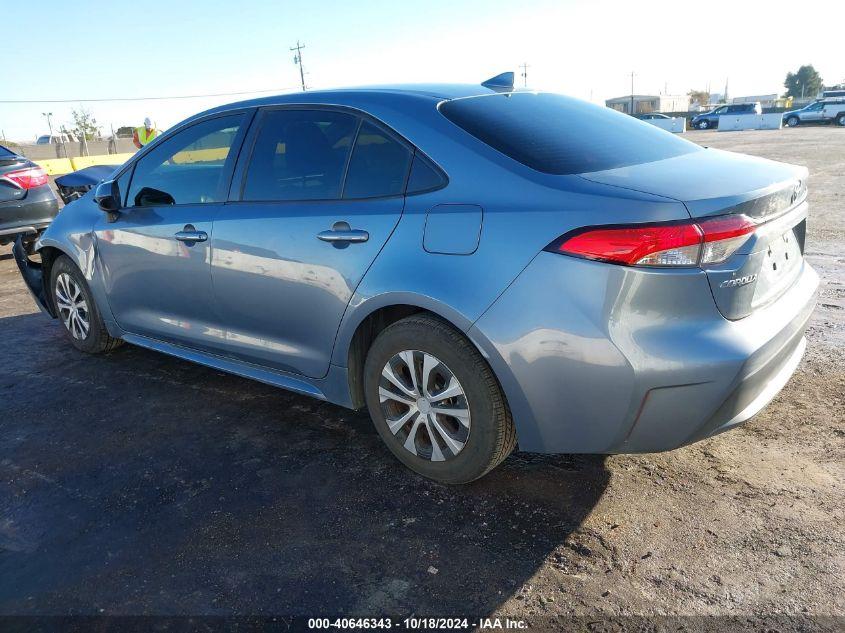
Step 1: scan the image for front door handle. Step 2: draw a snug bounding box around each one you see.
[175,224,208,244]
[317,221,369,244]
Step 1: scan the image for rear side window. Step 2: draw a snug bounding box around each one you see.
[343,121,412,199]
[243,109,357,201]
[406,155,446,193]
[439,93,699,175]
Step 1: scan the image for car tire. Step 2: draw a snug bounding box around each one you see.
[50,255,123,354]
[786,116,799,127]
[698,120,709,129]
[836,113,845,127]
[363,314,516,484]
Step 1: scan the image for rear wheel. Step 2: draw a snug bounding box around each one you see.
[786,116,800,127]
[836,113,845,127]
[50,255,122,354]
[363,315,516,484]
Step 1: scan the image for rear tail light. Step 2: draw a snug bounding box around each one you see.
[547,214,756,268]
[1,166,49,189]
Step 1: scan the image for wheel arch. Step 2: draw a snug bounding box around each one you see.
[34,243,77,317]
[339,294,479,409]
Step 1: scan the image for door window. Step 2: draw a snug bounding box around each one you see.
[343,121,412,199]
[242,109,358,201]
[127,114,245,207]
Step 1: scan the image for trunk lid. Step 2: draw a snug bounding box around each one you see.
[580,148,809,320]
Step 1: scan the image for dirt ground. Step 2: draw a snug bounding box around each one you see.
[0,126,843,631]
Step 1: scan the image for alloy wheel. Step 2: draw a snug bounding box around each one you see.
[378,350,471,462]
[55,272,90,340]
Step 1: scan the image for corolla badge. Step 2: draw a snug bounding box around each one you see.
[720,274,758,289]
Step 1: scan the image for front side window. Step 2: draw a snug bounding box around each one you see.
[243,109,357,201]
[343,121,412,199]
[440,92,699,175]
[127,114,245,207]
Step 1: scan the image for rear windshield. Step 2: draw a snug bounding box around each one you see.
[439,92,700,175]
[0,144,16,157]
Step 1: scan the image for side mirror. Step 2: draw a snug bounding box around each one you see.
[94,180,121,213]
[134,187,175,207]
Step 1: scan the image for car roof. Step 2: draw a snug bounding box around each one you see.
[194,84,517,119]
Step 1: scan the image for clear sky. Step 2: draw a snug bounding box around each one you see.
[2,0,843,141]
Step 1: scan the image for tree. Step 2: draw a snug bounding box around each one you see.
[687,89,710,106]
[783,65,824,99]
[70,107,101,140]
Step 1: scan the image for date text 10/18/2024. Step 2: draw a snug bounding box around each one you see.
[307,618,529,630]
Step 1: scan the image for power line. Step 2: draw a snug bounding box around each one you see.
[0,86,299,105]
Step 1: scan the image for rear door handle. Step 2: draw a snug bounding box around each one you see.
[175,224,208,244]
[317,221,369,244]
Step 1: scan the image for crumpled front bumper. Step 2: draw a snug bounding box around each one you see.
[12,235,55,317]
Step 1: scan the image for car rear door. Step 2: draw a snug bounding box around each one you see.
[93,111,252,351]
[209,107,412,378]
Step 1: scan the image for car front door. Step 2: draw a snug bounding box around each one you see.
[209,108,413,378]
[94,111,251,350]
[801,102,823,122]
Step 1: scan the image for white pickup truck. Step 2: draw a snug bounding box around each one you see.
[783,99,845,127]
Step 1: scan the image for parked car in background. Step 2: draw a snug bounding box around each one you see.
[35,133,76,145]
[15,79,817,483]
[782,99,845,127]
[692,102,762,129]
[635,113,670,120]
[0,144,59,245]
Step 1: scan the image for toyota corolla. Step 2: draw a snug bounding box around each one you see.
[15,74,818,483]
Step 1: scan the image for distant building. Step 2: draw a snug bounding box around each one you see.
[605,94,690,114]
[731,94,779,108]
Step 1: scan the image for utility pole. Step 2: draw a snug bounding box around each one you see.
[291,40,307,91]
[630,71,635,114]
[42,112,54,137]
[519,62,529,88]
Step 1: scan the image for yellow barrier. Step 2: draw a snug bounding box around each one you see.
[36,153,135,176]
[70,153,134,171]
[171,147,230,164]
[35,158,74,176]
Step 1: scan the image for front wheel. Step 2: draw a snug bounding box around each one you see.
[364,315,516,484]
[786,116,800,127]
[697,120,710,129]
[50,255,123,354]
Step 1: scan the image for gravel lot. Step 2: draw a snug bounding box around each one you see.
[1,126,843,630]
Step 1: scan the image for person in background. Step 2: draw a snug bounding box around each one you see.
[133,117,159,149]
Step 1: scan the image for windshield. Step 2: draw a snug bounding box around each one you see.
[439,92,700,175]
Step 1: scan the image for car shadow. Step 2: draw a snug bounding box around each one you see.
[0,312,610,616]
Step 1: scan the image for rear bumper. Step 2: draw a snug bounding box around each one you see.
[0,185,59,239]
[469,252,818,454]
